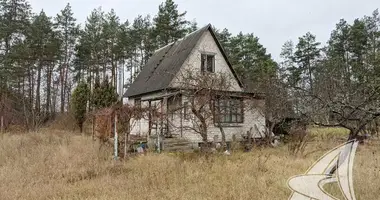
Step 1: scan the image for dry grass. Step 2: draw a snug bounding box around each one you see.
[0,128,379,200]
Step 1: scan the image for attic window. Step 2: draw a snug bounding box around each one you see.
[201,54,215,73]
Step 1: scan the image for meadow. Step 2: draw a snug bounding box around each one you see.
[0,127,379,200]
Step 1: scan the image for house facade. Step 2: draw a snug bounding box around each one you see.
[124,24,266,144]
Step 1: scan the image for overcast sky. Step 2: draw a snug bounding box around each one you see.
[29,0,379,61]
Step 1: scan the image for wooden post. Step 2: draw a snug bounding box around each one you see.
[114,113,118,160]
[0,115,3,134]
[124,118,129,159]
[148,101,152,136]
[124,128,128,159]
[92,115,95,140]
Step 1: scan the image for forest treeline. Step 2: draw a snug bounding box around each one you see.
[0,0,275,129]
[0,0,380,137]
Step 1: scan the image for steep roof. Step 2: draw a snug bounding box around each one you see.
[124,24,242,98]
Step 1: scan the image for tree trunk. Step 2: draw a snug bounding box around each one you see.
[348,129,359,141]
[46,64,53,118]
[218,124,226,148]
[64,63,69,112]
[36,62,42,114]
[60,63,65,113]
[200,122,208,151]
[79,123,83,133]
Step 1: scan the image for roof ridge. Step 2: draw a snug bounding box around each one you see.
[124,24,213,98]
[154,24,211,53]
[145,41,177,83]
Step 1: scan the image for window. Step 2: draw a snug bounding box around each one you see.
[214,97,244,123]
[183,102,189,120]
[135,98,141,108]
[201,54,215,73]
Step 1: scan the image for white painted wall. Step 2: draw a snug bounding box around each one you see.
[128,94,266,143]
[128,91,167,136]
[170,30,242,92]
[126,29,266,144]
[178,96,266,143]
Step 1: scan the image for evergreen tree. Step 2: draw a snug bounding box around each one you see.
[153,0,189,46]
[71,81,90,132]
[54,3,79,113]
[130,15,154,78]
[91,76,118,109]
[99,77,118,108]
[348,19,368,81]
[102,9,120,88]
[28,10,57,114]
[294,32,321,90]
[186,20,198,33]
[224,32,277,92]
[91,76,102,109]
[327,19,351,88]
[0,0,31,89]
[74,7,104,99]
[214,27,232,55]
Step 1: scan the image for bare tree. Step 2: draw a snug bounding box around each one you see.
[293,59,380,140]
[167,68,257,149]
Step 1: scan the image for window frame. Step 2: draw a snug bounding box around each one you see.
[183,101,190,120]
[214,96,244,124]
[135,98,141,108]
[201,53,215,73]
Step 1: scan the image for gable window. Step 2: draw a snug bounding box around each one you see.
[214,97,244,123]
[201,54,215,73]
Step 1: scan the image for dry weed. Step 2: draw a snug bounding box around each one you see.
[0,129,379,199]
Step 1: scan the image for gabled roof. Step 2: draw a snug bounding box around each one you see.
[124,24,243,98]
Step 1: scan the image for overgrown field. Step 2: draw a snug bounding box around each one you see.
[0,128,379,200]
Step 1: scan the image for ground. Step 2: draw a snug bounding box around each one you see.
[0,128,379,200]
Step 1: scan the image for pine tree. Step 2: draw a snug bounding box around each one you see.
[116,20,133,85]
[214,27,232,56]
[28,10,57,114]
[222,32,277,92]
[327,19,351,87]
[187,20,198,33]
[349,19,369,82]
[0,0,31,91]
[54,3,79,113]
[102,9,120,88]
[130,15,154,78]
[294,32,321,91]
[74,7,105,101]
[153,0,189,47]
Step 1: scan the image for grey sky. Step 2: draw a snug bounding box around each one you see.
[30,0,379,61]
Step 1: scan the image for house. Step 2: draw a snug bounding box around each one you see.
[124,24,266,146]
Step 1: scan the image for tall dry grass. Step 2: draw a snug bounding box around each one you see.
[0,128,379,200]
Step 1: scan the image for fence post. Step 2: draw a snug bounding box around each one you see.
[0,115,3,134]
[114,113,118,160]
